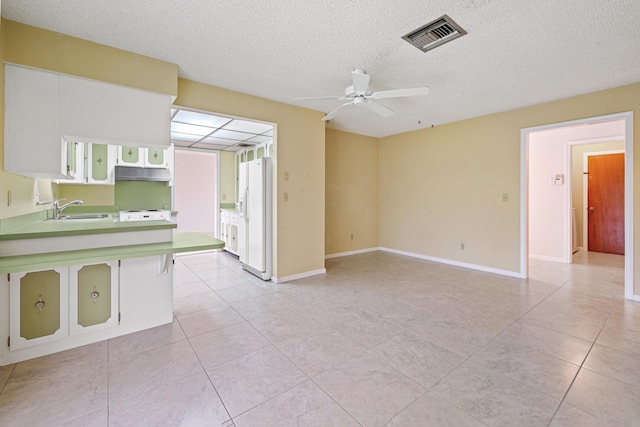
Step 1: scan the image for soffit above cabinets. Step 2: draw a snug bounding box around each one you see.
[170,109,273,152]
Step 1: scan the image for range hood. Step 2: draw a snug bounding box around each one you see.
[115,166,171,182]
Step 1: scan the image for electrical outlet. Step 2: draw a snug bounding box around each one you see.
[350,233,354,240]
[284,192,288,202]
[460,242,465,250]
[222,194,226,200]
[502,193,509,202]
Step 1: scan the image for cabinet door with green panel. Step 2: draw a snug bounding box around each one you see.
[86,143,117,184]
[118,145,145,167]
[146,146,169,168]
[9,267,69,350]
[69,261,119,335]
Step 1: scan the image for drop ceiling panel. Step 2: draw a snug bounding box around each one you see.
[211,129,254,141]
[170,122,216,136]
[191,143,229,150]
[173,110,231,128]
[172,140,194,147]
[199,136,238,146]
[223,119,273,134]
[170,132,203,142]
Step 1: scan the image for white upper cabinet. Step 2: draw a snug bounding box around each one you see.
[58,142,117,185]
[4,64,171,179]
[4,64,73,179]
[62,76,171,148]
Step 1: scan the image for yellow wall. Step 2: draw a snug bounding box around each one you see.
[174,79,326,279]
[380,115,521,271]
[219,151,236,205]
[3,20,177,96]
[2,20,326,280]
[325,129,378,255]
[379,82,640,293]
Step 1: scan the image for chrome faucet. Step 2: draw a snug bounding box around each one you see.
[53,199,84,219]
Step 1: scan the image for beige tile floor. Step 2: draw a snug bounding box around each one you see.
[1,249,639,426]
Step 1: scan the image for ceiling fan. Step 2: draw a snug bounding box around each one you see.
[296,69,430,121]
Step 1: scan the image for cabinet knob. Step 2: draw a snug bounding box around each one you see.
[91,287,100,303]
[35,295,45,314]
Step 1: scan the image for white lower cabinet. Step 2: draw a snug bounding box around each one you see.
[119,255,173,329]
[220,210,239,255]
[1,255,173,364]
[9,261,118,350]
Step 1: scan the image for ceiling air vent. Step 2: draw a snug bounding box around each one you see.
[402,15,467,53]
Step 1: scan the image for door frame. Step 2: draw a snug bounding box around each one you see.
[520,111,634,300]
[582,149,625,254]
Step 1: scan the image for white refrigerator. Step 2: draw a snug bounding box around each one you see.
[238,157,272,280]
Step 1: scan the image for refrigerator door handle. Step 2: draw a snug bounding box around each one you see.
[243,188,249,221]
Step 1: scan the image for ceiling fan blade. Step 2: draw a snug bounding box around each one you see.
[365,101,394,117]
[295,95,343,101]
[322,102,352,121]
[371,86,430,99]
[352,69,370,94]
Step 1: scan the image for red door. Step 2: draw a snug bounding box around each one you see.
[587,153,624,254]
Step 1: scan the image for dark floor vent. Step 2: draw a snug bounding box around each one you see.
[402,15,467,53]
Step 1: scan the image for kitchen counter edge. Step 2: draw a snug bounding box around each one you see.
[0,232,224,273]
[0,217,177,241]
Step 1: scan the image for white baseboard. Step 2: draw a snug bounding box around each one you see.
[325,247,379,259]
[272,268,326,283]
[379,247,524,278]
[529,254,566,263]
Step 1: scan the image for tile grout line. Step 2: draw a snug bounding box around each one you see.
[0,363,17,395]
[177,261,237,425]
[546,309,614,425]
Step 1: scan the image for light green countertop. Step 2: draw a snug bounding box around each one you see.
[0,232,225,273]
[0,214,177,241]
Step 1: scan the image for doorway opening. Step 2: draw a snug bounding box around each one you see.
[169,106,275,268]
[521,111,634,299]
[173,149,219,236]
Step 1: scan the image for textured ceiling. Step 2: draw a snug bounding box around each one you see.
[3,0,639,138]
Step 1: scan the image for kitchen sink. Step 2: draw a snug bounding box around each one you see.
[49,213,109,220]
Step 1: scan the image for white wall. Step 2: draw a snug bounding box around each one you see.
[174,150,218,235]
[529,131,567,261]
[528,120,625,262]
